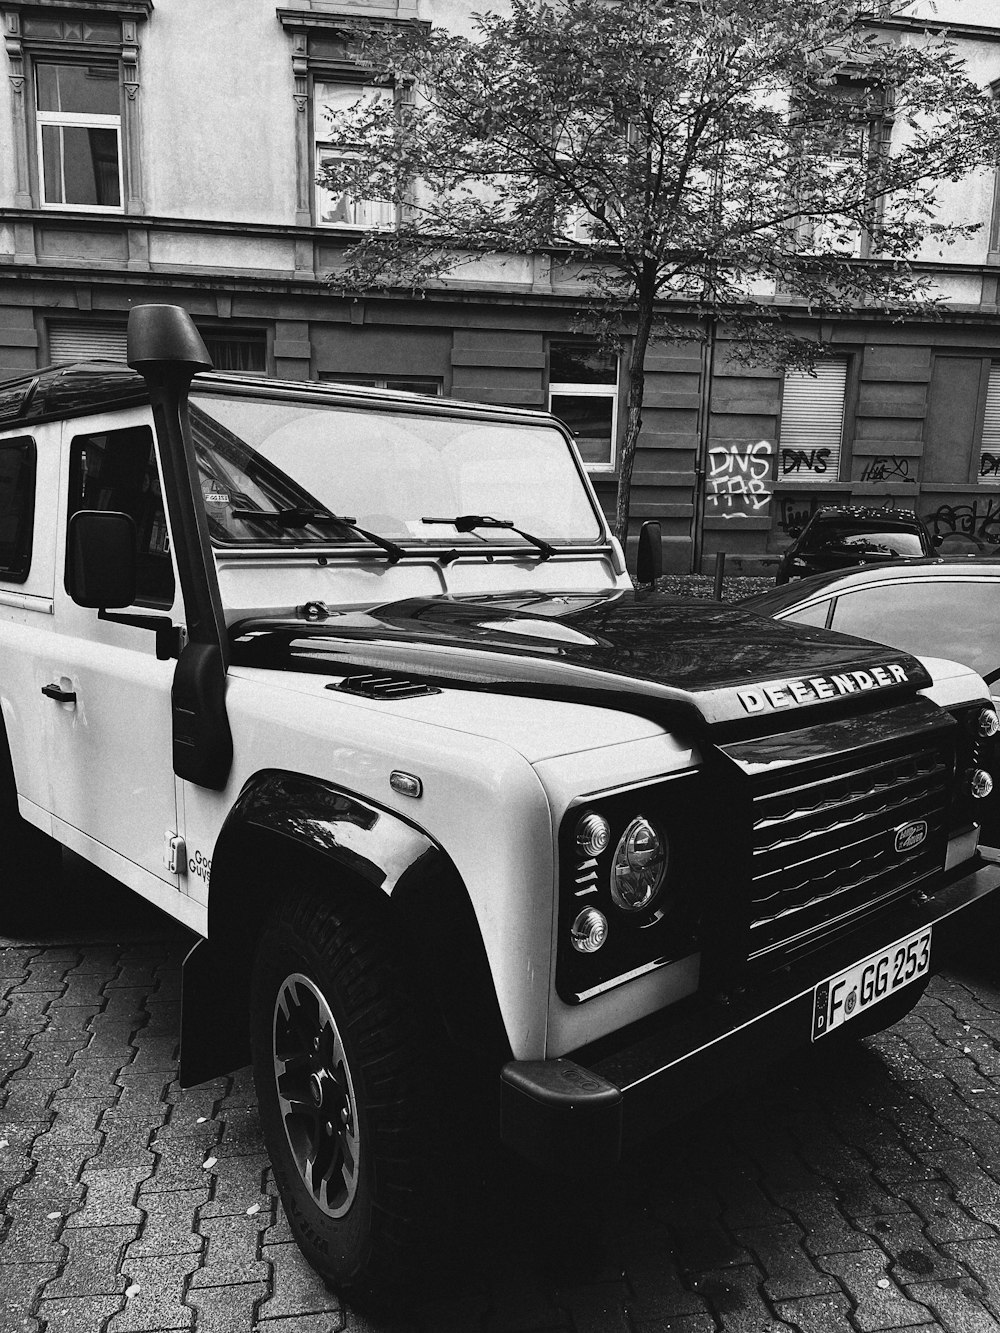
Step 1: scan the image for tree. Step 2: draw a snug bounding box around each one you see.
[319,0,1000,549]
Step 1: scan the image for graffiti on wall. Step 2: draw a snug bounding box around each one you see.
[780,448,831,477]
[980,453,1000,482]
[777,495,819,534]
[927,497,1000,552]
[860,456,911,483]
[706,440,772,518]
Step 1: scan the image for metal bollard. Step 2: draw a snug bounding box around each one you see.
[713,551,726,601]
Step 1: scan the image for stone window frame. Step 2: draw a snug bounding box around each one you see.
[989,77,1000,263]
[277,7,426,229]
[791,70,895,262]
[2,0,150,214]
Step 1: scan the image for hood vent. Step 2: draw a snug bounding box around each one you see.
[328,673,441,701]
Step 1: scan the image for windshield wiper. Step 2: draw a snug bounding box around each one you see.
[229,506,404,562]
[421,513,555,561]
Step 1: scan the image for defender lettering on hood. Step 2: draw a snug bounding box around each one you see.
[737,663,911,714]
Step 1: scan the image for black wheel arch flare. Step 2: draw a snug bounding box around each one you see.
[179,769,508,1087]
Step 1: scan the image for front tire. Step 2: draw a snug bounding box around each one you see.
[250,887,443,1306]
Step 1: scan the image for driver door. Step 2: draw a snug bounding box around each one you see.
[43,411,183,890]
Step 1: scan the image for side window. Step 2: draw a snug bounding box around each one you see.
[0,437,36,583]
[783,599,831,629]
[830,581,1000,678]
[67,425,174,609]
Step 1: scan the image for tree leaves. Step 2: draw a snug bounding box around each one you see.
[316,0,1000,541]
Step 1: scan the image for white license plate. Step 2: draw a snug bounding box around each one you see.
[811,926,931,1040]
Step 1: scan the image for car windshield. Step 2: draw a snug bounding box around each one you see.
[188,392,603,549]
[805,522,925,556]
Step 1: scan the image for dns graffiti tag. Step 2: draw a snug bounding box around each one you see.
[707,440,773,519]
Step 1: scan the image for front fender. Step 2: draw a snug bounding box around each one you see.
[181,770,439,1085]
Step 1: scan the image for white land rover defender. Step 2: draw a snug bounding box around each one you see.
[0,303,997,1298]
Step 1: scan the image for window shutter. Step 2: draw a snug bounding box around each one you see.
[48,322,127,363]
[978,364,1000,484]
[778,361,847,482]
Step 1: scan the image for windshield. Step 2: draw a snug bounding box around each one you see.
[188,392,604,549]
[805,522,925,556]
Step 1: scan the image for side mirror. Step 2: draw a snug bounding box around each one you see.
[635,520,663,585]
[66,510,137,609]
[932,533,943,547]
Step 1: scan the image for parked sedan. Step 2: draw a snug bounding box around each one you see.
[742,558,1000,841]
[775,506,939,584]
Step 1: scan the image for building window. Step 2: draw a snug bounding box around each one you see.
[315,81,394,229]
[278,9,424,229]
[548,341,619,470]
[979,364,1000,485]
[48,321,127,363]
[0,438,36,583]
[778,360,848,482]
[4,5,149,213]
[201,331,267,375]
[35,61,122,209]
[45,323,267,374]
[795,78,890,259]
[319,373,441,396]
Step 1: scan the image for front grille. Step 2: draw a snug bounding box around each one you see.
[748,738,949,961]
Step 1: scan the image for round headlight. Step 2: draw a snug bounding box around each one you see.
[575,810,611,858]
[970,768,994,800]
[610,816,667,912]
[977,707,1000,739]
[571,906,608,953]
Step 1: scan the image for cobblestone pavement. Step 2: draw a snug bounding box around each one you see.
[5,859,1000,1332]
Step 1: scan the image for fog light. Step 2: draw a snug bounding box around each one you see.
[575,810,611,858]
[970,768,994,799]
[571,906,608,953]
[977,707,1000,738]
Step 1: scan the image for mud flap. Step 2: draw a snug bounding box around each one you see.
[179,936,251,1086]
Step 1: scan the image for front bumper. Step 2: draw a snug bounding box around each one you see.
[500,858,1000,1171]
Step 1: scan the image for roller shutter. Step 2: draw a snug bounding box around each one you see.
[978,364,1000,484]
[778,360,847,482]
[48,322,128,364]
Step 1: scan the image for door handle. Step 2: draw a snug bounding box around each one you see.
[41,683,76,704]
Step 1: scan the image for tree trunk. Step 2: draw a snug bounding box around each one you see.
[614,294,656,553]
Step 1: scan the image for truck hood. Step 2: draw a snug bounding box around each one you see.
[231,590,932,733]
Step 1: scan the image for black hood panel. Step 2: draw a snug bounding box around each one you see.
[232,590,933,732]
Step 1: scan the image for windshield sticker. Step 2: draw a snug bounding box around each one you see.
[738,663,909,714]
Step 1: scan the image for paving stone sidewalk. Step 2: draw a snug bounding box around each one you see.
[5,862,1000,1332]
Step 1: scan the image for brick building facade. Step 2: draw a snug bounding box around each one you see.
[3,0,1000,572]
